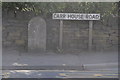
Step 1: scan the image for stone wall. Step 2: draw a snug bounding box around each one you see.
[2,11,118,52]
[2,11,35,51]
[93,20,118,52]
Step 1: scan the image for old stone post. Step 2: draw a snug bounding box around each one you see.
[28,17,46,52]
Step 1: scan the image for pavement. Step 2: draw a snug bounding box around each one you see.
[2,49,118,78]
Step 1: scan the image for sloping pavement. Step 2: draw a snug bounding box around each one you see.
[2,50,118,70]
[2,50,118,78]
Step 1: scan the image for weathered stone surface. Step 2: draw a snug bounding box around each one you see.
[28,17,46,52]
[15,40,25,45]
[9,32,21,37]
[3,41,12,47]
[2,11,118,52]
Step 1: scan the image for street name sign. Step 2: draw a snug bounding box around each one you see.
[53,13,100,20]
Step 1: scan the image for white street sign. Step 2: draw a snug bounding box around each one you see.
[53,13,100,20]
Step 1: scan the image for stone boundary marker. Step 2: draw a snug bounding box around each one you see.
[28,17,46,52]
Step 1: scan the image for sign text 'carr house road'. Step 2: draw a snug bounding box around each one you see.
[53,13,100,20]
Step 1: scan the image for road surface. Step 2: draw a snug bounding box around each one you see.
[2,70,118,78]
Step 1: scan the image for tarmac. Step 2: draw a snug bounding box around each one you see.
[1,50,118,78]
[2,49,118,71]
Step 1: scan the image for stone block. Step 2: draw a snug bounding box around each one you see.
[15,40,25,45]
[2,27,6,30]
[9,32,21,37]
[3,41,12,46]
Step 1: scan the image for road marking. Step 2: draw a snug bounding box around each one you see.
[94,74,103,77]
[59,73,68,77]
